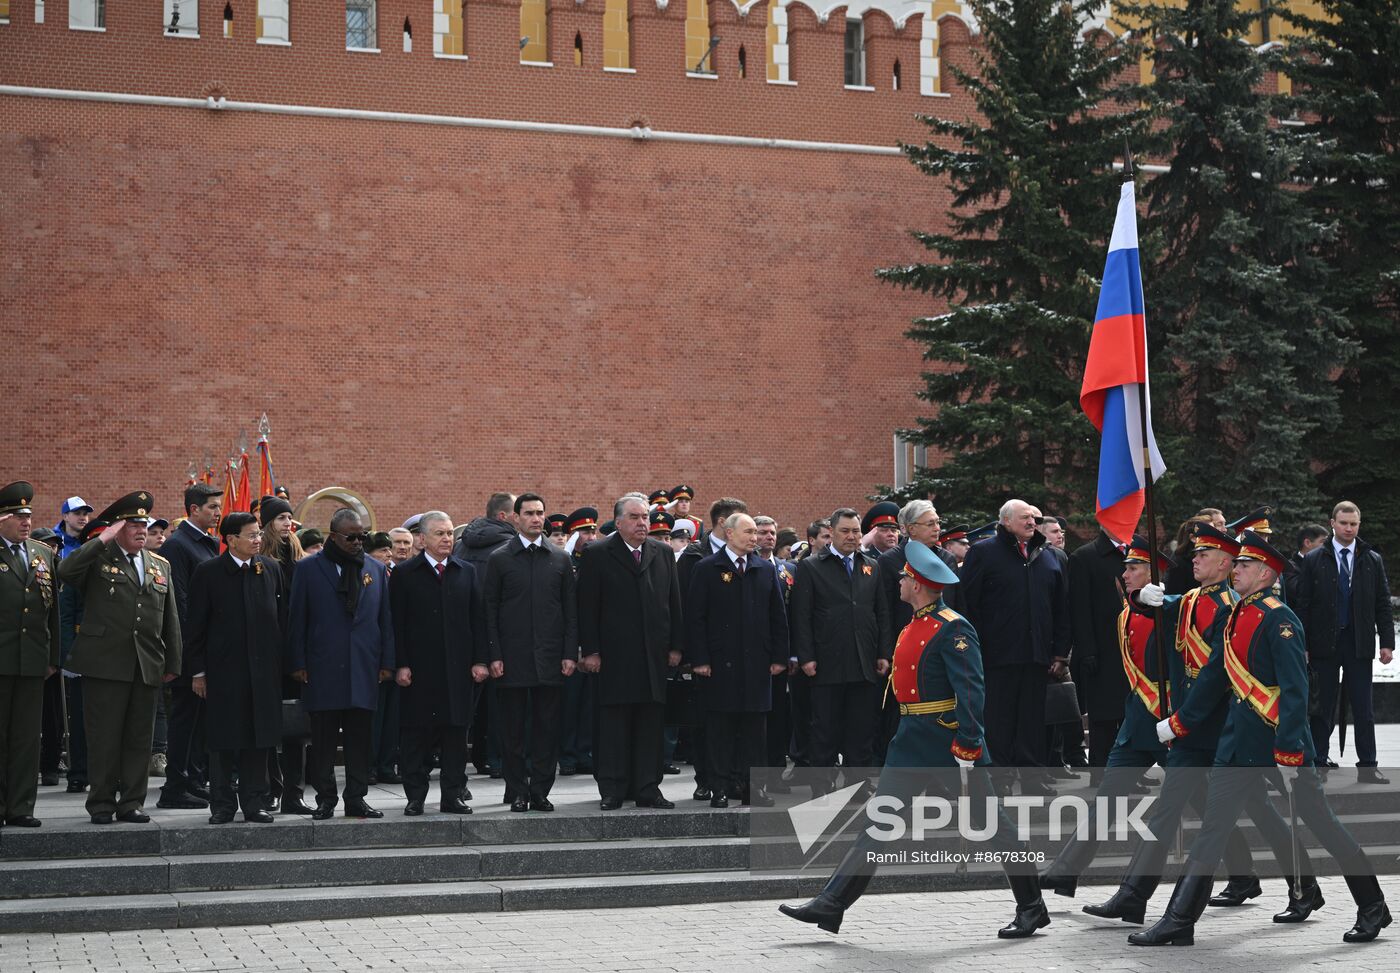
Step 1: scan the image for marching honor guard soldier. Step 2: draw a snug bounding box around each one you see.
[779,541,1050,939]
[1133,531,1390,946]
[58,492,181,824]
[0,482,61,828]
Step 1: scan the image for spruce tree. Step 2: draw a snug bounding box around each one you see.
[1281,0,1400,552]
[879,0,1150,529]
[1117,0,1351,527]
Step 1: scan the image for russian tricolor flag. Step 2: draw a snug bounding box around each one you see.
[1080,181,1166,544]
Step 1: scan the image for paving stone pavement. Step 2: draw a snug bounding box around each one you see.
[2,875,1398,973]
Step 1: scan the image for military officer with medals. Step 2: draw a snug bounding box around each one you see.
[1083,523,1301,924]
[57,492,181,824]
[0,482,61,827]
[1133,531,1390,946]
[780,541,1050,940]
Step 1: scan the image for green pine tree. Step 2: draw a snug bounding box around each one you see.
[879,0,1150,530]
[1118,0,1352,530]
[1281,0,1400,553]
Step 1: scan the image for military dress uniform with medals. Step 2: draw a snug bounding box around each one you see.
[56,492,181,823]
[0,482,61,826]
[1083,524,1292,923]
[780,542,1050,940]
[1132,532,1390,947]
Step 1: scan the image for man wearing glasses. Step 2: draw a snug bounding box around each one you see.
[288,509,395,819]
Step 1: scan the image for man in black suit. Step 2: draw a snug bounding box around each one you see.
[576,494,684,810]
[1293,501,1394,783]
[789,507,891,793]
[185,513,286,824]
[960,499,1070,795]
[391,511,488,815]
[1068,528,1130,772]
[483,494,577,812]
[686,513,789,807]
[157,483,223,810]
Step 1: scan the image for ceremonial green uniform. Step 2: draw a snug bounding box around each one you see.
[58,534,181,817]
[0,537,60,821]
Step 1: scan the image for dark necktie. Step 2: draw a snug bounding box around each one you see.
[842,555,853,577]
[1338,548,1352,631]
[1019,541,1029,560]
[633,548,642,567]
[436,561,445,579]
[8,544,25,579]
[736,555,746,575]
[128,553,140,582]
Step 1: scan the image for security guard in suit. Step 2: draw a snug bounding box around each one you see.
[0,482,61,827]
[1133,531,1390,946]
[780,541,1050,940]
[57,492,182,824]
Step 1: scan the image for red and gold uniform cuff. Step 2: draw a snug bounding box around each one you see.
[1168,713,1189,738]
[950,741,982,763]
[1274,749,1305,767]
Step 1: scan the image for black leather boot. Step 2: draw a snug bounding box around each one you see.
[1208,874,1261,906]
[1274,878,1325,923]
[1342,875,1392,943]
[1083,884,1149,924]
[1128,873,1213,946]
[778,867,873,934]
[999,872,1051,938]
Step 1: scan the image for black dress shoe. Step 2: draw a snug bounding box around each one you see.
[511,797,530,813]
[1343,902,1393,943]
[1209,875,1262,907]
[378,772,403,785]
[637,796,675,809]
[558,767,577,777]
[208,810,235,825]
[157,793,208,810]
[530,798,555,813]
[779,893,847,934]
[344,801,384,819]
[710,794,729,808]
[998,900,1051,938]
[404,800,424,816]
[600,799,623,810]
[1274,882,1325,923]
[90,812,114,825]
[311,802,337,820]
[1358,767,1391,785]
[746,790,776,808]
[188,785,212,802]
[440,797,472,814]
[117,809,151,824]
[663,764,681,775]
[280,798,315,816]
[260,794,277,812]
[243,809,274,823]
[4,815,41,827]
[692,787,712,801]
[66,780,87,793]
[1083,886,1147,924]
[41,772,60,786]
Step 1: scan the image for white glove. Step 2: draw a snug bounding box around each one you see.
[1139,582,1166,607]
[1277,764,1300,788]
[954,756,975,769]
[1156,718,1176,744]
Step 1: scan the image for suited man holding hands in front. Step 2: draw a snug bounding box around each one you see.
[685,512,789,807]
[577,493,684,810]
[288,508,395,820]
[789,507,892,793]
[184,512,287,824]
[483,494,577,813]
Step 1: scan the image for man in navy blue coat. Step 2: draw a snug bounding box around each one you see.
[959,499,1070,794]
[288,508,395,819]
[685,513,789,807]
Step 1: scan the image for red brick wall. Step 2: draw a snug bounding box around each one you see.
[1,3,980,529]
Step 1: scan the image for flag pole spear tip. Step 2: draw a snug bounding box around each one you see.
[258,412,271,441]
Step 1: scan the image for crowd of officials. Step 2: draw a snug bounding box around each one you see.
[0,480,1392,832]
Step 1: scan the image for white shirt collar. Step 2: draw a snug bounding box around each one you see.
[829,545,849,561]
[231,555,250,569]
[624,540,644,555]
[519,534,543,550]
[709,533,725,553]
[425,553,447,571]
[1333,536,1356,557]
[725,547,749,568]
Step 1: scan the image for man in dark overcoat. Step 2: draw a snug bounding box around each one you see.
[576,494,684,810]
[789,507,892,793]
[483,494,577,812]
[685,513,788,807]
[392,511,488,815]
[1069,528,1131,772]
[288,508,394,819]
[185,512,286,823]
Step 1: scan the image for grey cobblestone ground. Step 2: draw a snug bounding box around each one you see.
[2,877,1397,973]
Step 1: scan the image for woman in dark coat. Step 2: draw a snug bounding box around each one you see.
[257,496,312,814]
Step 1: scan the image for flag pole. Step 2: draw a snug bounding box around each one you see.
[1124,139,1171,719]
